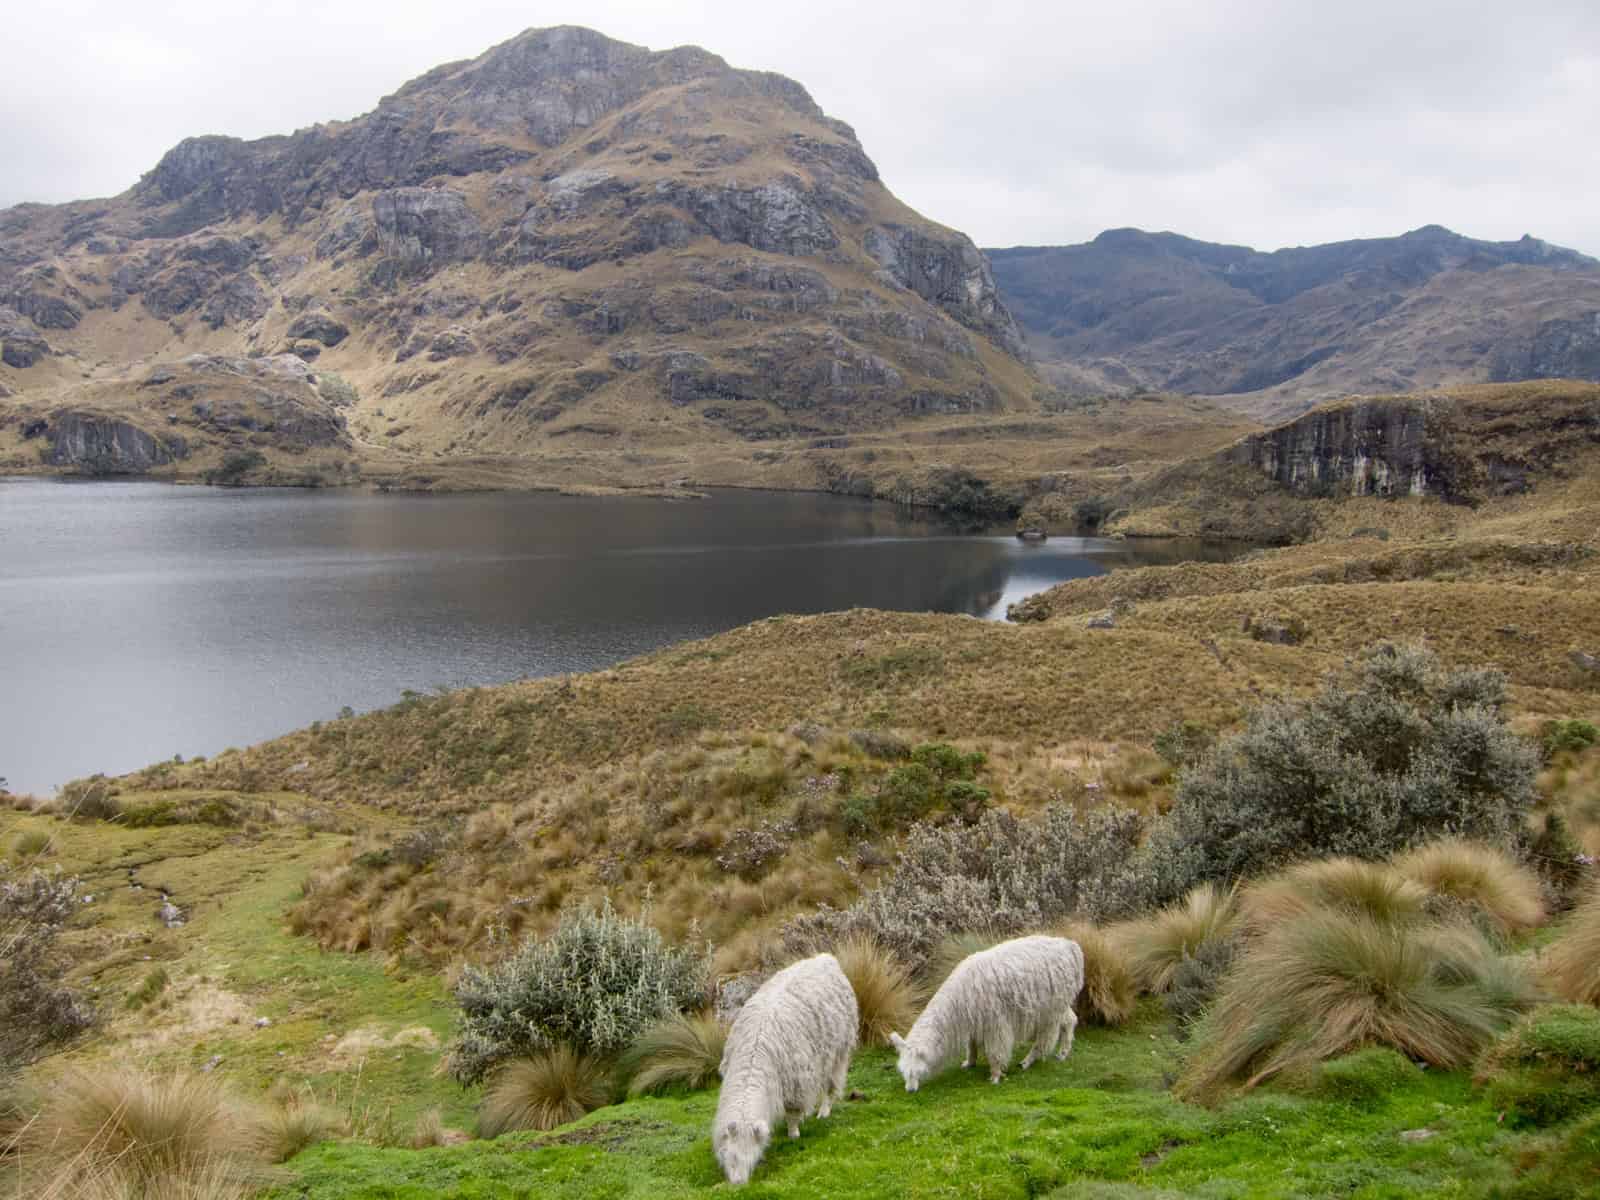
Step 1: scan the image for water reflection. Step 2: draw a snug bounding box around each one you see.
[0,479,1238,793]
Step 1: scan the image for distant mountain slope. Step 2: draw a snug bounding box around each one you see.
[989,226,1600,418]
[0,26,1032,482]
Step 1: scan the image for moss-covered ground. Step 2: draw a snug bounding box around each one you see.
[269,1005,1567,1199]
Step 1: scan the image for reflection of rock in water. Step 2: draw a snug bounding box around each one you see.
[971,588,1004,614]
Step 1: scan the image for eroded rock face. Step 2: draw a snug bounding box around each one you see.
[1492,312,1600,383]
[0,308,50,368]
[866,225,1027,359]
[372,188,483,269]
[1223,399,1454,498]
[45,413,181,473]
[286,311,349,347]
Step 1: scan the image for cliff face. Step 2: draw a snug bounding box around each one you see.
[1222,399,1442,499]
[0,26,1030,478]
[989,226,1600,419]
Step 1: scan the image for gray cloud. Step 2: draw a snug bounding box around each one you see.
[3,0,1597,254]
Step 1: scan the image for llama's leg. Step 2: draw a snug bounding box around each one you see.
[1055,1006,1079,1060]
[961,1036,977,1069]
[1021,1020,1061,1070]
[985,1029,1014,1084]
[786,1111,801,1139]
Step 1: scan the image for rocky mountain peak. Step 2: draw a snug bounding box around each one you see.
[1,26,1032,476]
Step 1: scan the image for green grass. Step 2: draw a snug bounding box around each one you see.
[266,1004,1543,1199]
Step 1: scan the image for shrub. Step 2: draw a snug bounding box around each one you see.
[1541,884,1600,1005]
[60,777,119,822]
[477,1047,612,1136]
[19,1067,269,1194]
[12,829,50,860]
[1153,721,1215,770]
[206,449,266,485]
[1393,839,1547,936]
[1110,883,1241,994]
[618,1012,728,1097]
[1150,643,1539,900]
[1052,922,1138,1027]
[834,935,922,1047]
[449,900,710,1085]
[1177,911,1540,1102]
[715,821,796,881]
[781,803,1155,968]
[1542,718,1599,759]
[1477,1005,1600,1127]
[1,865,94,1068]
[1239,858,1428,933]
[1165,935,1239,1038]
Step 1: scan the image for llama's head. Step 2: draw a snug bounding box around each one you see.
[714,1116,771,1186]
[889,1031,932,1092]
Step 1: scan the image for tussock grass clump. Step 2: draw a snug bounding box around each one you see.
[1053,922,1138,1027]
[835,935,922,1047]
[1541,884,1600,1005]
[1393,839,1547,935]
[263,1094,345,1162]
[1111,883,1240,994]
[1240,858,1428,932]
[618,1012,728,1097]
[408,1107,448,1149]
[19,1067,269,1195]
[477,1047,613,1137]
[12,829,51,860]
[1178,911,1540,1103]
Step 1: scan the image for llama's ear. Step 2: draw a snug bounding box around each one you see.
[754,1120,770,1141]
[889,1032,907,1051]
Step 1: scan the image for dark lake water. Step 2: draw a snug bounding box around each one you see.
[0,478,1235,795]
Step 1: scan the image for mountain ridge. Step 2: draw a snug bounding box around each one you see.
[989,224,1600,418]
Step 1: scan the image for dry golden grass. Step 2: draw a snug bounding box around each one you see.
[1110,883,1241,994]
[17,1067,271,1197]
[833,935,923,1048]
[619,1012,729,1098]
[1240,859,1430,934]
[1541,883,1600,1005]
[477,1047,613,1137]
[1177,911,1541,1103]
[407,1107,449,1149]
[1051,921,1139,1027]
[262,1093,346,1163]
[1392,839,1547,936]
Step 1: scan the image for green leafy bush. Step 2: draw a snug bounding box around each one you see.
[449,900,710,1085]
[835,743,992,835]
[1150,643,1538,900]
[1542,719,1599,759]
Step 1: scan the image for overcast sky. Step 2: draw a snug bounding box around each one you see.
[4,0,1598,253]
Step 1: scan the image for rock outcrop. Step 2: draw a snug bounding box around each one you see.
[1221,399,1444,498]
[44,413,182,473]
